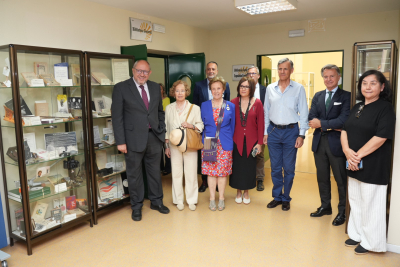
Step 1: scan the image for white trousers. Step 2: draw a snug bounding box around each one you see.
[170,145,199,205]
[347,177,387,252]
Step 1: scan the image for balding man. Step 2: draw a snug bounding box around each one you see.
[112,60,170,222]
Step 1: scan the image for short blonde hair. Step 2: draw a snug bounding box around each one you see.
[208,76,226,91]
[169,80,191,97]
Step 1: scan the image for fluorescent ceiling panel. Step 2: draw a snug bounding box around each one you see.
[235,0,297,15]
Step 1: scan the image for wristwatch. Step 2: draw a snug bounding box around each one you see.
[299,135,305,139]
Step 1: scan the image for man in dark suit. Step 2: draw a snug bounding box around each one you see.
[193,61,231,192]
[308,64,350,226]
[247,66,266,191]
[112,60,170,222]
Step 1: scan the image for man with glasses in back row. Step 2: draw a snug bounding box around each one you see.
[112,60,170,222]
[247,67,267,191]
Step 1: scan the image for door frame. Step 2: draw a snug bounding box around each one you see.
[148,53,169,94]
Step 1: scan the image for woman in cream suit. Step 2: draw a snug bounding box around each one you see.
[165,80,204,211]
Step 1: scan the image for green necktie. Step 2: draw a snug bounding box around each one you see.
[326,91,332,112]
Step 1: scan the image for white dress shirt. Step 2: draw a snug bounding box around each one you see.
[254,83,261,100]
[207,79,213,100]
[325,86,338,103]
[264,80,309,135]
[133,78,150,102]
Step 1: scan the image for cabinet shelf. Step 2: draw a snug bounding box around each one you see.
[5,149,85,166]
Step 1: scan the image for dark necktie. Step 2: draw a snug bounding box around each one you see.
[325,91,332,112]
[139,85,149,110]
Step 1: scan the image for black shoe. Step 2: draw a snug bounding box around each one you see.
[199,182,208,193]
[257,180,265,191]
[332,213,346,226]
[132,210,142,221]
[267,200,282,208]
[345,239,359,247]
[162,171,171,176]
[310,206,332,217]
[150,203,170,214]
[282,201,290,211]
[354,244,369,255]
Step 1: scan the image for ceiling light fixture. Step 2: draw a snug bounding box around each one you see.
[235,0,297,15]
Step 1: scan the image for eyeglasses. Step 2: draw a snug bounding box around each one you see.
[355,105,364,118]
[240,85,250,89]
[247,72,257,76]
[134,68,150,75]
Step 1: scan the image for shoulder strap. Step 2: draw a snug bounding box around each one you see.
[185,104,194,122]
[215,101,226,139]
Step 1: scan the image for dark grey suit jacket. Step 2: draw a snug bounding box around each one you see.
[112,78,165,152]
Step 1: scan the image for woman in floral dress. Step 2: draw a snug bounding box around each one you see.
[201,76,235,211]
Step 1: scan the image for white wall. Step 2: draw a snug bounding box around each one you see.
[209,10,400,92]
[0,0,210,56]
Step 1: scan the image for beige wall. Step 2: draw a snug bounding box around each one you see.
[210,10,400,94]
[0,0,210,57]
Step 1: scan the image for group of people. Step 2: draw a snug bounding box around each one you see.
[111,59,395,256]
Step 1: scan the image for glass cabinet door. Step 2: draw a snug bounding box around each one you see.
[352,41,397,106]
[0,46,91,244]
[85,53,133,224]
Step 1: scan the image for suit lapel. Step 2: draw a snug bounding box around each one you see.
[319,91,327,117]
[148,82,157,112]
[326,88,342,115]
[202,79,209,101]
[129,79,148,111]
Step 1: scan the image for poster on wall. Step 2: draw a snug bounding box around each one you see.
[130,18,153,42]
[232,64,253,81]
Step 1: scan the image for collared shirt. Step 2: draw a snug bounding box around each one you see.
[207,79,213,100]
[264,80,309,135]
[254,83,261,100]
[133,78,150,102]
[325,86,338,103]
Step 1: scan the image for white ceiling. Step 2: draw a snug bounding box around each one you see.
[88,0,400,30]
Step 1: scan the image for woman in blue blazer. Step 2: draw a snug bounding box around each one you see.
[201,76,235,211]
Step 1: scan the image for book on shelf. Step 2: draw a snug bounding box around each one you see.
[57,94,68,113]
[39,74,60,86]
[8,187,51,202]
[34,62,48,76]
[66,195,76,210]
[21,72,39,87]
[67,208,85,217]
[70,63,80,85]
[31,202,48,222]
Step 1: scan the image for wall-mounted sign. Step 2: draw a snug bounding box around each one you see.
[232,64,253,81]
[130,18,153,42]
[153,24,166,33]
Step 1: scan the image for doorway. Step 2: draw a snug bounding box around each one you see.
[257,50,344,174]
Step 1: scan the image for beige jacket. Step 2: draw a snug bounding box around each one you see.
[165,100,204,140]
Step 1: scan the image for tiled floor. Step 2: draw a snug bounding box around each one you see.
[3,170,400,266]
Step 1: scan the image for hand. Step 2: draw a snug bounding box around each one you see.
[308,118,321,129]
[253,144,262,155]
[181,122,193,129]
[165,148,171,158]
[347,160,359,171]
[334,129,342,132]
[295,137,304,148]
[343,148,361,164]
[118,144,127,153]
[263,135,268,145]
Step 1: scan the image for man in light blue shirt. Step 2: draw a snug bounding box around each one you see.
[263,58,309,211]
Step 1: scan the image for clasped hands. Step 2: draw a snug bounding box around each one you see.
[344,148,362,171]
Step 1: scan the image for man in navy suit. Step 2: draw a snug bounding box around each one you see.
[308,64,350,226]
[247,66,266,191]
[193,61,231,192]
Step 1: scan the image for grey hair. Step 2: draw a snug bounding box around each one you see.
[277,58,293,69]
[247,66,260,74]
[133,59,151,70]
[207,61,218,68]
[320,64,341,77]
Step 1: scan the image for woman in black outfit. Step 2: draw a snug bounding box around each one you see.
[341,70,395,255]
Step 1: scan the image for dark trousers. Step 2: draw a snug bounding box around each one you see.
[267,123,298,202]
[160,148,171,173]
[125,131,164,210]
[314,134,347,214]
